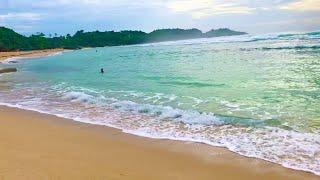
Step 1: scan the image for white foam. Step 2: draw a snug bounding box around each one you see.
[2,56,31,64]
[111,100,223,125]
[63,91,96,103]
[1,51,65,64]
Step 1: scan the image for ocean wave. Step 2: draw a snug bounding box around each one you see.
[159,80,226,87]
[62,91,270,127]
[62,91,224,125]
[278,31,320,39]
[261,45,320,50]
[131,31,320,47]
[111,100,223,125]
[251,31,320,41]
[239,44,320,51]
[63,91,97,104]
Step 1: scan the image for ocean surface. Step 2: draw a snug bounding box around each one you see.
[1,31,320,175]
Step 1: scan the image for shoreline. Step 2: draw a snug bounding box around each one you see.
[0,48,65,62]
[0,104,318,179]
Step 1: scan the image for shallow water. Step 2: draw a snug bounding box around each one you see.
[1,31,320,175]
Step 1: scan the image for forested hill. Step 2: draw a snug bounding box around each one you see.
[0,27,247,51]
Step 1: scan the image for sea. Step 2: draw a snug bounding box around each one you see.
[0,31,319,175]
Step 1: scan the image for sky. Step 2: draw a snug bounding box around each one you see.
[0,0,319,36]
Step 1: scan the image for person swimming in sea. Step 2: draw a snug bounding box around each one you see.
[100,68,104,74]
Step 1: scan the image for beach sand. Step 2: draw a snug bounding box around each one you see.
[0,49,64,62]
[0,105,318,180]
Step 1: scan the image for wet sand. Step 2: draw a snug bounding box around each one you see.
[0,49,64,62]
[0,105,318,179]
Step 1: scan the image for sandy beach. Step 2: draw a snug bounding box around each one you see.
[0,105,318,180]
[0,49,64,62]
[1,1,319,179]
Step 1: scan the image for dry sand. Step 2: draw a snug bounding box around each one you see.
[0,105,318,180]
[0,49,64,62]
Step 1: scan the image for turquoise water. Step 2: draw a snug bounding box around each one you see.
[1,32,320,174]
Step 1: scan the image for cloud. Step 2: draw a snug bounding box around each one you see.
[166,0,254,18]
[0,12,42,21]
[32,0,163,9]
[0,12,42,34]
[280,0,320,11]
[1,0,320,34]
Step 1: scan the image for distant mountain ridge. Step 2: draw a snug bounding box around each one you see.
[0,27,247,51]
[204,28,247,37]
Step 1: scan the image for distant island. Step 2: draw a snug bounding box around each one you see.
[0,27,247,51]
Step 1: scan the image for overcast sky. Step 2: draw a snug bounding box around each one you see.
[0,0,319,35]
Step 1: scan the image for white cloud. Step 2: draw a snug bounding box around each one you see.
[166,0,254,18]
[0,12,42,21]
[33,0,163,9]
[280,0,320,11]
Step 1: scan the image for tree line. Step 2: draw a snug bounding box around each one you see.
[0,26,246,51]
